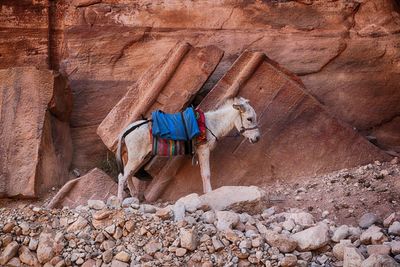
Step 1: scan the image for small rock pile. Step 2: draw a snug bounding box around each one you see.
[1,181,400,266]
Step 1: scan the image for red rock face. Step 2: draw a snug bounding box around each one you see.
[0,1,398,196]
[0,67,72,198]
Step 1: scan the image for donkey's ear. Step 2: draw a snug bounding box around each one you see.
[233,104,245,112]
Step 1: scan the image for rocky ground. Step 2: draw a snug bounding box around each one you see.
[0,158,399,267]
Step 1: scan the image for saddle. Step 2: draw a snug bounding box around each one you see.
[151,108,207,156]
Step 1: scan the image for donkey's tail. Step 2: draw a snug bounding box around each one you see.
[116,133,125,175]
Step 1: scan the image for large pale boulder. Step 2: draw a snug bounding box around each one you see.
[292,223,330,251]
[47,168,119,209]
[0,67,72,198]
[199,186,266,213]
[344,247,365,267]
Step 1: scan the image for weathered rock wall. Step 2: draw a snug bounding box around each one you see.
[1,0,399,173]
[0,67,72,198]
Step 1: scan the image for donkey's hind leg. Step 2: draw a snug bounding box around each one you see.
[197,147,212,193]
[117,158,143,202]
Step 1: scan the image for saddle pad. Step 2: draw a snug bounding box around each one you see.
[151,109,207,156]
[152,136,192,156]
[151,107,200,141]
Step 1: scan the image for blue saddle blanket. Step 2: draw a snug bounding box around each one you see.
[151,107,200,141]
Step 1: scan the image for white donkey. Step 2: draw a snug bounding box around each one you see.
[115,97,260,201]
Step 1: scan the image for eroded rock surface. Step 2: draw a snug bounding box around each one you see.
[0,67,72,198]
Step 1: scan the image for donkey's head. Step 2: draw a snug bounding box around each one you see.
[232,97,260,143]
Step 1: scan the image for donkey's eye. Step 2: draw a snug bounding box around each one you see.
[247,118,253,122]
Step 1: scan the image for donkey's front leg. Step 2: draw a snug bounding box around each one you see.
[197,147,212,193]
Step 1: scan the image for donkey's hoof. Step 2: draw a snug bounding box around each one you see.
[107,195,122,209]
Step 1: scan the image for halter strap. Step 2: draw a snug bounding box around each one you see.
[238,110,259,134]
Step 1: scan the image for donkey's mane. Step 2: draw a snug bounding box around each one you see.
[208,97,238,113]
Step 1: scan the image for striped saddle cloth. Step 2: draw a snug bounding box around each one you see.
[151,108,207,156]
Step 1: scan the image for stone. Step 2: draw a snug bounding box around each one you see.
[81,259,96,267]
[216,211,239,231]
[0,241,19,265]
[88,200,106,210]
[359,213,380,229]
[175,248,187,257]
[344,247,365,267]
[173,201,186,222]
[201,211,216,224]
[143,240,162,255]
[3,222,14,233]
[124,220,134,233]
[115,251,130,262]
[6,257,22,267]
[361,254,400,267]
[282,219,295,231]
[367,245,391,255]
[360,225,388,245]
[180,228,198,251]
[122,197,139,208]
[102,249,113,264]
[140,204,157,214]
[390,241,400,255]
[47,169,119,209]
[333,240,353,260]
[389,222,400,235]
[67,216,88,233]
[176,193,205,212]
[280,254,298,267]
[111,259,129,267]
[37,231,55,264]
[105,224,116,235]
[199,186,266,213]
[211,236,225,251]
[155,206,172,220]
[19,246,40,267]
[0,67,72,198]
[292,223,330,251]
[332,225,350,242]
[29,238,39,251]
[264,230,297,253]
[384,213,400,228]
[283,211,315,227]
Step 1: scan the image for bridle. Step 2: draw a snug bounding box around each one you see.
[238,110,259,134]
[205,109,259,142]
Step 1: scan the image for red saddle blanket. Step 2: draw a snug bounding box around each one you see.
[151,108,207,156]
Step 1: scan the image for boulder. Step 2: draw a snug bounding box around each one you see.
[292,223,330,251]
[361,254,400,267]
[359,213,380,229]
[47,168,119,209]
[367,245,391,256]
[263,230,297,253]
[199,186,266,213]
[333,240,353,260]
[332,225,350,242]
[180,228,198,251]
[344,247,365,267]
[0,67,72,198]
[215,211,240,232]
[0,241,19,265]
[37,231,56,264]
[19,246,40,267]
